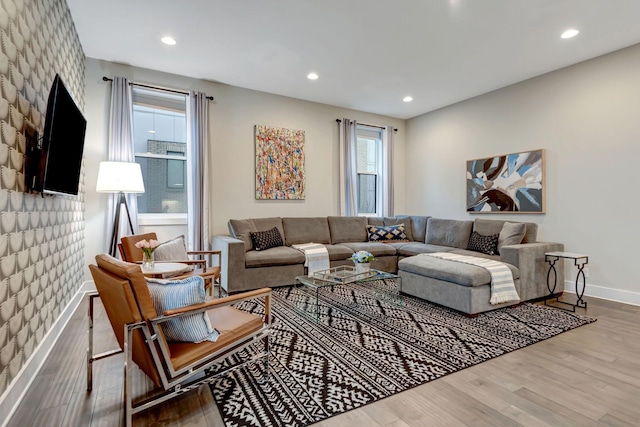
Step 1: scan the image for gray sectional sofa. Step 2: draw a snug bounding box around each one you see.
[212,215,564,314]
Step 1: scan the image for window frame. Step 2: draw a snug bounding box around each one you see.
[355,126,383,217]
[131,87,189,221]
[166,150,186,190]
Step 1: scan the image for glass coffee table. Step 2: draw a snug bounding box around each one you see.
[294,266,402,323]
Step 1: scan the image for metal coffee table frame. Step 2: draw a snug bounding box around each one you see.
[295,266,402,323]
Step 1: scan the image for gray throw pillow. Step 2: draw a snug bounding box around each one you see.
[498,222,526,254]
[154,235,189,261]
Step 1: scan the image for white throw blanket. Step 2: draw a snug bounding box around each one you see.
[291,243,330,277]
[423,252,519,304]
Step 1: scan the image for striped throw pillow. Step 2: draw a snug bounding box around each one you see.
[146,275,217,343]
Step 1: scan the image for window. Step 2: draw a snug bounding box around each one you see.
[356,126,382,216]
[166,150,185,189]
[132,87,188,215]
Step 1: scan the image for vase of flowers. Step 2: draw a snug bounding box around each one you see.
[355,262,370,275]
[348,251,374,275]
[135,239,160,269]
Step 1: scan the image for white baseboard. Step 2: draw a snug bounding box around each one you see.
[0,280,96,427]
[564,280,640,307]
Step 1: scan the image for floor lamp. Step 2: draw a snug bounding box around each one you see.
[96,161,145,257]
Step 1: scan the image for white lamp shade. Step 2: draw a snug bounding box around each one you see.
[96,161,145,193]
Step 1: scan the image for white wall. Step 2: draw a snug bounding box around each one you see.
[83,59,406,277]
[406,44,640,305]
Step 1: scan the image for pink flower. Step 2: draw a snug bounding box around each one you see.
[135,239,160,250]
[134,240,148,249]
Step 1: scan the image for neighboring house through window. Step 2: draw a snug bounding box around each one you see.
[132,87,188,218]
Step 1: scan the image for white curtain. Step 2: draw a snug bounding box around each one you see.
[107,77,138,252]
[186,91,211,252]
[381,126,395,217]
[339,118,358,216]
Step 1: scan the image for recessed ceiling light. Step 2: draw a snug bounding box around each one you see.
[148,130,156,134]
[307,72,319,80]
[403,96,413,102]
[561,29,579,39]
[161,36,177,45]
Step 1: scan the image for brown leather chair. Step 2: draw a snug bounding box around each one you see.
[119,232,222,295]
[87,254,271,427]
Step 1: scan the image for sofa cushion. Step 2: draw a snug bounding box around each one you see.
[383,241,413,252]
[397,215,430,243]
[366,217,385,227]
[338,242,397,257]
[250,227,284,251]
[254,217,285,240]
[282,217,331,246]
[245,246,306,268]
[327,216,367,244]
[473,218,537,244]
[229,217,284,252]
[397,242,456,257]
[383,217,414,241]
[498,222,527,254]
[398,254,519,287]
[324,244,355,261]
[450,249,520,278]
[367,224,408,242]
[466,231,499,256]
[228,218,256,252]
[425,218,473,249]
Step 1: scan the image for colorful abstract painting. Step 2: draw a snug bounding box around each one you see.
[467,149,545,213]
[255,125,305,200]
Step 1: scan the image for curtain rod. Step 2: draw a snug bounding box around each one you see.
[336,119,398,132]
[102,76,214,100]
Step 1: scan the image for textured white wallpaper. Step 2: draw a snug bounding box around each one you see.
[0,0,85,394]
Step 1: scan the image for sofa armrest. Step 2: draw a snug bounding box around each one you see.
[212,235,246,294]
[500,242,564,301]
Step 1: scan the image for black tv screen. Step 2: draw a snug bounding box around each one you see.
[37,74,87,196]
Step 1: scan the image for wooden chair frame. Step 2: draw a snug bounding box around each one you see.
[118,233,223,296]
[87,271,271,426]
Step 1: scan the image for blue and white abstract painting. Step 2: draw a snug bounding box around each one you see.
[467,149,544,213]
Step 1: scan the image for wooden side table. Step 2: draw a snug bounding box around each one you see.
[544,251,588,312]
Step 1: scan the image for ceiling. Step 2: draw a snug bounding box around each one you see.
[66,0,640,119]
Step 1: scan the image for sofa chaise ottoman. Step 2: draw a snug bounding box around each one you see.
[397,218,564,314]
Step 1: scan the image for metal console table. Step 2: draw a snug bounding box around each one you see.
[544,251,588,312]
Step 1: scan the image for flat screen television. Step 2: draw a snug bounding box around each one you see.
[29,74,87,196]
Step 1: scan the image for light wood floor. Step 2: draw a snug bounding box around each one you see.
[7,294,640,427]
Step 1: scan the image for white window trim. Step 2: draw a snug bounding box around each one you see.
[135,152,186,161]
[138,213,187,226]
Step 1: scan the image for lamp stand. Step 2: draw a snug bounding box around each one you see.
[109,192,134,257]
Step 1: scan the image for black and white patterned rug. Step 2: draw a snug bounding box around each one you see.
[210,283,595,427]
